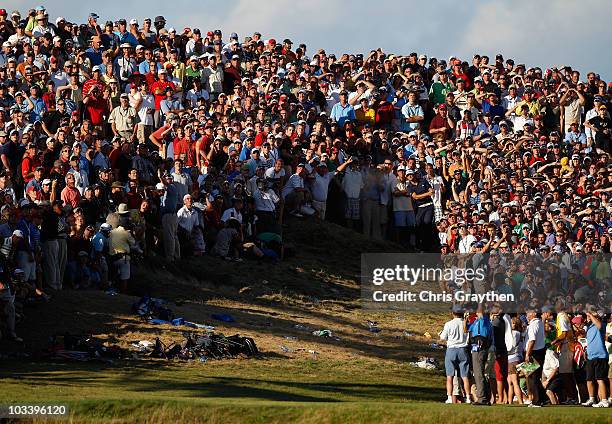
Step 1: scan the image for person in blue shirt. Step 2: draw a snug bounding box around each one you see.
[26,86,47,122]
[330,90,356,128]
[468,308,494,405]
[400,91,425,132]
[114,19,139,46]
[564,122,588,150]
[85,36,103,67]
[480,93,505,120]
[583,309,610,407]
[473,112,499,141]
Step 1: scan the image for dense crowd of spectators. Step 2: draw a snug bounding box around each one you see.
[0,6,609,351]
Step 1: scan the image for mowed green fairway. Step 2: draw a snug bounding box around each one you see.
[1,358,609,424]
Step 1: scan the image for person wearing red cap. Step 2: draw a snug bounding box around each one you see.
[429,104,454,140]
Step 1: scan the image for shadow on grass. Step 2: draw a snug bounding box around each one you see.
[1,360,441,403]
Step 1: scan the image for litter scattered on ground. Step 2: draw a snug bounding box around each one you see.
[429,343,445,350]
[133,296,175,321]
[279,345,294,353]
[211,313,236,323]
[423,332,432,339]
[105,289,118,296]
[284,336,298,341]
[409,356,437,370]
[403,331,415,337]
[294,324,311,331]
[46,334,127,363]
[148,318,215,330]
[367,320,381,333]
[312,329,333,337]
[148,333,258,361]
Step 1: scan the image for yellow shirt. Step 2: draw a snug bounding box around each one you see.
[109,226,135,254]
[166,60,186,85]
[517,100,540,117]
[356,107,375,128]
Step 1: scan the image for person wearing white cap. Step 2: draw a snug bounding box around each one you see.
[113,40,138,87]
[108,209,141,293]
[311,157,354,220]
[109,92,140,140]
[31,11,55,39]
[177,194,204,256]
[90,223,113,288]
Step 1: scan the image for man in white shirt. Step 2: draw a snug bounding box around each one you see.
[282,163,309,217]
[310,158,353,220]
[457,223,476,254]
[221,198,243,224]
[252,179,280,233]
[525,308,547,406]
[177,194,199,234]
[502,85,521,125]
[130,81,155,144]
[585,95,610,146]
[186,78,210,108]
[439,308,471,404]
[341,160,363,229]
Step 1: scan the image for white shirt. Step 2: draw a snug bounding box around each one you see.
[542,349,559,380]
[342,170,363,199]
[439,317,468,348]
[264,167,285,181]
[281,174,304,199]
[186,88,210,107]
[67,168,89,195]
[311,172,334,202]
[253,189,279,212]
[177,206,199,232]
[50,70,69,88]
[130,92,155,126]
[527,317,546,351]
[458,234,476,254]
[221,207,243,224]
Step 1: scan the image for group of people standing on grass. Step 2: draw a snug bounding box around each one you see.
[440,302,612,407]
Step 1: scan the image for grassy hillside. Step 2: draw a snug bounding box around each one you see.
[0,218,608,423]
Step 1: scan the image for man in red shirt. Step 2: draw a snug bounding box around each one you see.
[174,124,196,168]
[150,69,176,128]
[195,123,214,169]
[429,104,455,141]
[60,173,81,208]
[82,85,109,128]
[82,66,106,98]
[149,113,178,159]
[21,143,41,184]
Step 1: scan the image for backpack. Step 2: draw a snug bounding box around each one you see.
[470,318,493,350]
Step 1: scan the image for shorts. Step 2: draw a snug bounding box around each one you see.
[508,361,519,375]
[558,343,574,374]
[394,210,415,227]
[114,256,131,280]
[344,198,360,220]
[494,354,509,381]
[586,358,609,381]
[545,375,562,394]
[486,351,496,379]
[16,251,36,281]
[445,347,470,377]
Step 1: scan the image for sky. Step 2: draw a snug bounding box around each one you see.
[6,0,612,80]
